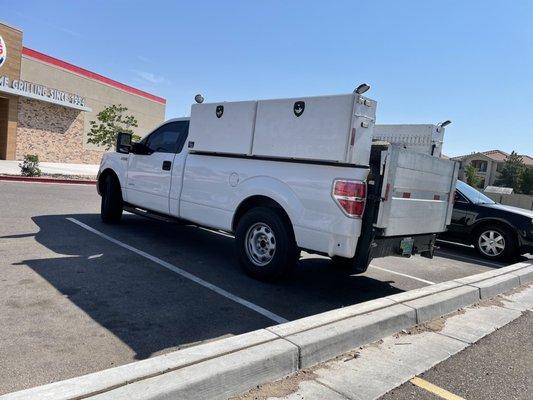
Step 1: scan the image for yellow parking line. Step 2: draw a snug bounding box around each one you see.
[410,377,465,400]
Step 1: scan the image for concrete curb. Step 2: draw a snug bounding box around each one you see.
[2,260,532,400]
[0,175,96,185]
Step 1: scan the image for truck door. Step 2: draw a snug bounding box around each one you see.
[126,121,189,214]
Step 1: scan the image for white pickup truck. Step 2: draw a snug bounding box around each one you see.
[97,88,458,280]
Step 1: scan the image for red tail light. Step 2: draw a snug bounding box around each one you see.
[332,179,366,218]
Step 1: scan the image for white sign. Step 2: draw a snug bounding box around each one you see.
[0,75,91,111]
[0,35,6,68]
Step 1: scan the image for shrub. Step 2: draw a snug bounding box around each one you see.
[19,154,42,177]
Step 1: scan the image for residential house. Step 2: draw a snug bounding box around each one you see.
[452,150,533,188]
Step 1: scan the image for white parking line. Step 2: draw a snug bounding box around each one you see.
[369,265,436,285]
[67,217,288,324]
[435,249,505,268]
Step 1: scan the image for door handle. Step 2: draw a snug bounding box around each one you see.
[162,161,172,171]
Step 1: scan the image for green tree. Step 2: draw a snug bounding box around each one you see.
[495,151,525,192]
[520,166,533,195]
[464,164,481,187]
[87,104,140,150]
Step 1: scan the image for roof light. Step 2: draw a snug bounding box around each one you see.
[354,83,370,95]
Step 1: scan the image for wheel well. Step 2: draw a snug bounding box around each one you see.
[471,219,518,244]
[232,195,292,232]
[97,169,120,195]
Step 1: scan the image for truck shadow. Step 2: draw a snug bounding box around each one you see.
[17,213,403,360]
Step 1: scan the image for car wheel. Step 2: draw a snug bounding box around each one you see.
[235,207,298,281]
[474,225,517,261]
[101,174,123,224]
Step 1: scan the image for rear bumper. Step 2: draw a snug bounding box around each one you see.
[370,233,437,260]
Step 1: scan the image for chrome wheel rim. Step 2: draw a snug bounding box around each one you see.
[478,230,505,257]
[245,222,276,266]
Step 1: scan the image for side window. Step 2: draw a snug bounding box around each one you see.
[454,191,468,203]
[144,121,189,154]
[174,121,189,153]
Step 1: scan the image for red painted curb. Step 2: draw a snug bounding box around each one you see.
[0,175,96,185]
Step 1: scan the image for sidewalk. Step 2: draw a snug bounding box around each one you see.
[381,311,532,400]
[236,283,533,400]
[0,160,99,177]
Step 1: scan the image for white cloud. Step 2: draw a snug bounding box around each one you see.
[136,55,153,63]
[132,69,169,85]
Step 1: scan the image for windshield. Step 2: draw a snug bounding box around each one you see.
[456,180,495,204]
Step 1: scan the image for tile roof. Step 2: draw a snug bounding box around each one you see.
[520,155,533,166]
[453,150,533,166]
[481,150,509,162]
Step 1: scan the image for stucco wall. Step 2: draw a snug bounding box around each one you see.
[16,97,102,163]
[484,192,533,211]
[20,56,166,153]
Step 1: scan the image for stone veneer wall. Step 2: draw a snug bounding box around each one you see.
[16,98,103,164]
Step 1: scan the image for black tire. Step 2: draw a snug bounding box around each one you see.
[331,256,356,272]
[473,224,517,261]
[331,256,368,275]
[100,174,123,224]
[235,207,299,281]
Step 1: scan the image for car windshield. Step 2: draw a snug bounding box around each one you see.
[456,180,495,204]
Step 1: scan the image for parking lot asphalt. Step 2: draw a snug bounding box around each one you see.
[380,311,533,400]
[0,181,528,394]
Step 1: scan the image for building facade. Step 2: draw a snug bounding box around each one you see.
[0,22,166,164]
[452,150,533,188]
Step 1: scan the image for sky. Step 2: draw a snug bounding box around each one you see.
[2,0,532,157]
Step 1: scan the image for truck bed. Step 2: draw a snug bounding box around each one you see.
[178,153,369,258]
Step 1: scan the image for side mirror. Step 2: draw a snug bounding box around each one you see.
[116,132,132,154]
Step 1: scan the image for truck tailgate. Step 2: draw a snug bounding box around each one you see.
[375,146,459,237]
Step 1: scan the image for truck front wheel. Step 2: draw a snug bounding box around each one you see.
[100,174,123,224]
[235,207,299,281]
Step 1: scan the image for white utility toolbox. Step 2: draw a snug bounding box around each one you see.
[187,92,377,165]
[373,124,446,157]
[188,100,257,155]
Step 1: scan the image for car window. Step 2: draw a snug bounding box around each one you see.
[144,121,189,154]
[456,180,495,205]
[454,190,468,203]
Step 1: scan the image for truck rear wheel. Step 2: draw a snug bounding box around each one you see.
[331,255,369,274]
[235,207,298,281]
[101,174,123,224]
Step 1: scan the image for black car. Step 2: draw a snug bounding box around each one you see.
[439,180,533,261]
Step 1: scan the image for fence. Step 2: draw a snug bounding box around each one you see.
[484,192,533,210]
